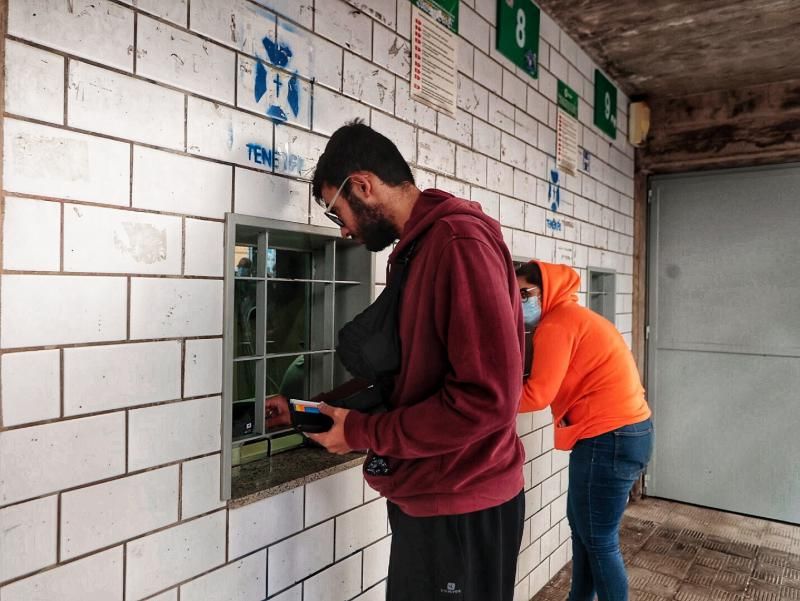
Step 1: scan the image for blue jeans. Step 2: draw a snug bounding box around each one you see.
[567,419,654,601]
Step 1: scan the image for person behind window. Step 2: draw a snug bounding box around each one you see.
[516,259,653,601]
[236,256,252,277]
[267,120,525,601]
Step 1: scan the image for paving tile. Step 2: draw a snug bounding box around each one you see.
[724,554,755,575]
[782,585,800,601]
[532,499,800,601]
[687,564,719,588]
[748,581,782,601]
[715,570,749,594]
[676,582,715,601]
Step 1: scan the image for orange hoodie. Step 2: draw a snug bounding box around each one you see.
[519,261,651,450]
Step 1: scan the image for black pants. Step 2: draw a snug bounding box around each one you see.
[386,490,525,601]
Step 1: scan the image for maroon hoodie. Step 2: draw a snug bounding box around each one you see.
[344,189,525,516]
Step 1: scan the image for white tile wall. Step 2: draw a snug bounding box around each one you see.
[371,110,416,163]
[395,78,437,129]
[125,511,226,600]
[362,536,391,589]
[132,146,232,219]
[0,349,60,427]
[0,495,58,582]
[302,553,362,601]
[60,466,179,559]
[305,466,364,526]
[456,146,487,186]
[417,130,455,175]
[355,583,387,601]
[228,488,304,559]
[136,16,236,104]
[313,86,372,137]
[68,61,185,150]
[3,119,130,205]
[8,0,134,72]
[184,338,224,397]
[187,96,273,168]
[0,547,123,601]
[334,499,388,560]
[1,274,127,349]
[234,168,310,223]
[180,550,266,601]
[0,412,126,505]
[343,53,395,113]
[130,278,223,339]
[126,0,187,26]
[2,197,61,271]
[189,0,276,57]
[181,454,226,519]
[4,40,64,123]
[277,21,342,90]
[314,0,373,59]
[128,396,221,470]
[185,219,225,277]
[148,589,179,601]
[63,204,183,275]
[271,585,302,601]
[63,341,181,415]
[267,520,334,594]
[351,0,396,28]
[372,22,410,78]
[273,124,327,179]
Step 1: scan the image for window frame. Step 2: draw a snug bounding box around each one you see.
[221,213,374,500]
[587,266,617,323]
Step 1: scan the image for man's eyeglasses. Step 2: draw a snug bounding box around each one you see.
[317,176,351,227]
[520,287,539,301]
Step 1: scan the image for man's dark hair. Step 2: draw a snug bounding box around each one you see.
[312,119,414,201]
[515,261,543,288]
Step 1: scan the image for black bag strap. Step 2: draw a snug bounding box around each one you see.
[386,239,419,288]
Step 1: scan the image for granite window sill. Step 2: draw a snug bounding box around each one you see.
[229,446,366,508]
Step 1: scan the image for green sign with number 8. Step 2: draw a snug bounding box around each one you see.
[496,0,540,78]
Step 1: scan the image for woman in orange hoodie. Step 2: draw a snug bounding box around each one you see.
[517,260,652,601]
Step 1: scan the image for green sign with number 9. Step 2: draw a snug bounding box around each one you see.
[594,69,618,139]
[496,0,540,78]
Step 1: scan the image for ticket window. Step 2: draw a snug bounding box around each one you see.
[223,215,373,497]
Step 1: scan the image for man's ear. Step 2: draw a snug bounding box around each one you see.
[350,172,374,199]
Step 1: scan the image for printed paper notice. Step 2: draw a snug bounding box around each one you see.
[556,111,579,176]
[411,5,457,117]
[556,80,580,177]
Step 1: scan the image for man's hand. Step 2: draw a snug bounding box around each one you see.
[307,403,353,455]
[265,395,291,428]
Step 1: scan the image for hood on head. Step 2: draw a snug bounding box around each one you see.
[528,260,580,315]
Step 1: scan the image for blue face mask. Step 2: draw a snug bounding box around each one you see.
[522,296,542,328]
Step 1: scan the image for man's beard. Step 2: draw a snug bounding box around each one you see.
[347,192,400,252]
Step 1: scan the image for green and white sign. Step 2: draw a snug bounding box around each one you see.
[557,80,579,119]
[496,0,540,78]
[411,0,459,33]
[594,69,617,139]
[556,80,579,176]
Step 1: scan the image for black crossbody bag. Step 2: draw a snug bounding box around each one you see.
[330,239,420,414]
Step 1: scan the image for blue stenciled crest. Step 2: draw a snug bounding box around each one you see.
[253,36,302,124]
[548,168,561,212]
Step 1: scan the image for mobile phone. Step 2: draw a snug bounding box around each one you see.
[289,399,333,433]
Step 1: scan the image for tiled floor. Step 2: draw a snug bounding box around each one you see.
[533,497,800,601]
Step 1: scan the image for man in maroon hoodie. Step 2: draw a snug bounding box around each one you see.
[269,121,525,601]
